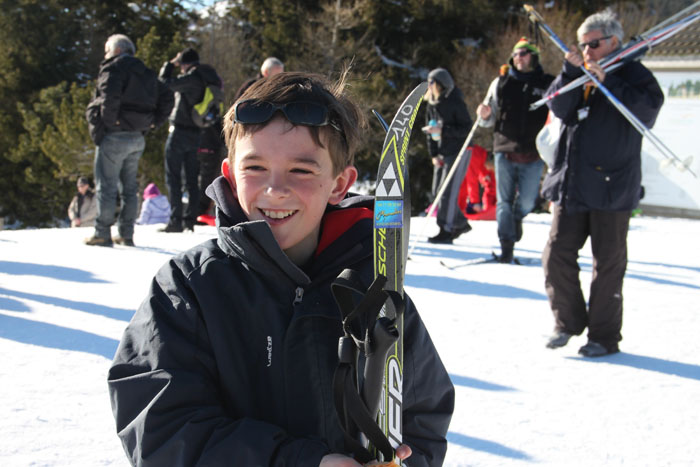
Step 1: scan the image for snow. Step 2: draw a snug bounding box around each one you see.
[1,214,700,466]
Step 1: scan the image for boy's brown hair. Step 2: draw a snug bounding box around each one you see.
[223,71,366,175]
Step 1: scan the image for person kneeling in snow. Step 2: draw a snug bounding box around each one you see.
[136,183,171,225]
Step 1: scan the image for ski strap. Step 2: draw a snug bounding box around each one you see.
[331,269,404,463]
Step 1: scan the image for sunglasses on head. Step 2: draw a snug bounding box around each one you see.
[578,35,612,50]
[512,49,531,58]
[234,99,341,132]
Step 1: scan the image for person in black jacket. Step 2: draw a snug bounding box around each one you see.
[108,71,454,466]
[541,10,664,357]
[233,56,284,103]
[84,34,174,247]
[158,48,222,232]
[423,68,473,244]
[477,37,554,263]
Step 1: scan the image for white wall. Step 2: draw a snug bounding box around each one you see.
[640,70,700,216]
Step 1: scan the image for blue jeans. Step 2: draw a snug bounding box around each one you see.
[495,153,544,244]
[164,126,201,226]
[93,131,145,239]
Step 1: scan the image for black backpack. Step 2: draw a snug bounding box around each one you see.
[192,82,224,128]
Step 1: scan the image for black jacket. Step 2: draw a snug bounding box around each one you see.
[108,176,455,466]
[159,62,222,129]
[541,59,663,212]
[86,54,173,145]
[426,87,472,159]
[492,65,553,155]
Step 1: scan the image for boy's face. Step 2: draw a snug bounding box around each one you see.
[224,116,357,265]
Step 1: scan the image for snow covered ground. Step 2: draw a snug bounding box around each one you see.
[1,213,699,466]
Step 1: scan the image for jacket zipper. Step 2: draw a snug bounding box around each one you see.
[293,287,304,305]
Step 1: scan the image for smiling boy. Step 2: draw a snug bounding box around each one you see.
[108,72,454,466]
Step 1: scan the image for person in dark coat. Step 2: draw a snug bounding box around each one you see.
[423,68,473,244]
[233,56,284,103]
[84,34,174,247]
[541,9,664,357]
[158,47,222,232]
[477,37,554,263]
[108,72,454,466]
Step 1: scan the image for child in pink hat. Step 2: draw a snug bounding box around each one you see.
[136,183,171,225]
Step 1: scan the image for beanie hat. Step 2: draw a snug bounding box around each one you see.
[143,183,161,199]
[427,68,455,97]
[512,37,540,55]
[77,176,90,187]
[180,48,199,64]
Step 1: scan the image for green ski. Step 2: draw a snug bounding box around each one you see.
[370,81,428,462]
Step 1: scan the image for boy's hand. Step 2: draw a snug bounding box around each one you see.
[319,453,361,466]
[319,444,412,466]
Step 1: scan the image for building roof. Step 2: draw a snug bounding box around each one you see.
[643,18,700,70]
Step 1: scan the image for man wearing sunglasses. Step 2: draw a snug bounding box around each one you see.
[477,37,554,263]
[540,10,664,357]
[108,72,454,466]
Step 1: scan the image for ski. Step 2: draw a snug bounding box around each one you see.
[440,252,536,269]
[529,7,700,110]
[370,81,428,464]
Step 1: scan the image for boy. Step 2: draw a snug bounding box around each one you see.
[108,72,454,466]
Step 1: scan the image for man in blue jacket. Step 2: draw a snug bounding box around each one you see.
[541,10,664,357]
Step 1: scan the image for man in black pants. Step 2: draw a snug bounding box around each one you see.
[541,10,663,357]
[159,48,221,232]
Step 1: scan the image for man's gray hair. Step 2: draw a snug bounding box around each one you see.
[260,57,284,74]
[577,8,624,43]
[105,34,135,57]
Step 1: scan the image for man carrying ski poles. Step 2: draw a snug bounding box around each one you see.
[477,37,554,263]
[107,71,454,466]
[540,9,664,357]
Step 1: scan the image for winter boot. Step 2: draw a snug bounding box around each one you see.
[428,228,453,244]
[84,235,113,247]
[546,331,572,349]
[497,241,514,263]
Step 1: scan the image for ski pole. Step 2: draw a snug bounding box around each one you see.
[530,10,700,110]
[523,4,697,178]
[408,117,481,258]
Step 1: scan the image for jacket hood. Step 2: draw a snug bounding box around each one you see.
[196,64,222,87]
[428,68,454,97]
[104,54,147,76]
[143,183,161,199]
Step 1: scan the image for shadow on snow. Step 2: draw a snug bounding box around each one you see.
[447,431,534,461]
[0,260,109,283]
[567,352,700,381]
[405,274,546,300]
[0,287,134,322]
[450,373,517,392]
[0,314,118,359]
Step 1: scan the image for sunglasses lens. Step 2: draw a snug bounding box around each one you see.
[284,102,328,126]
[235,100,275,124]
